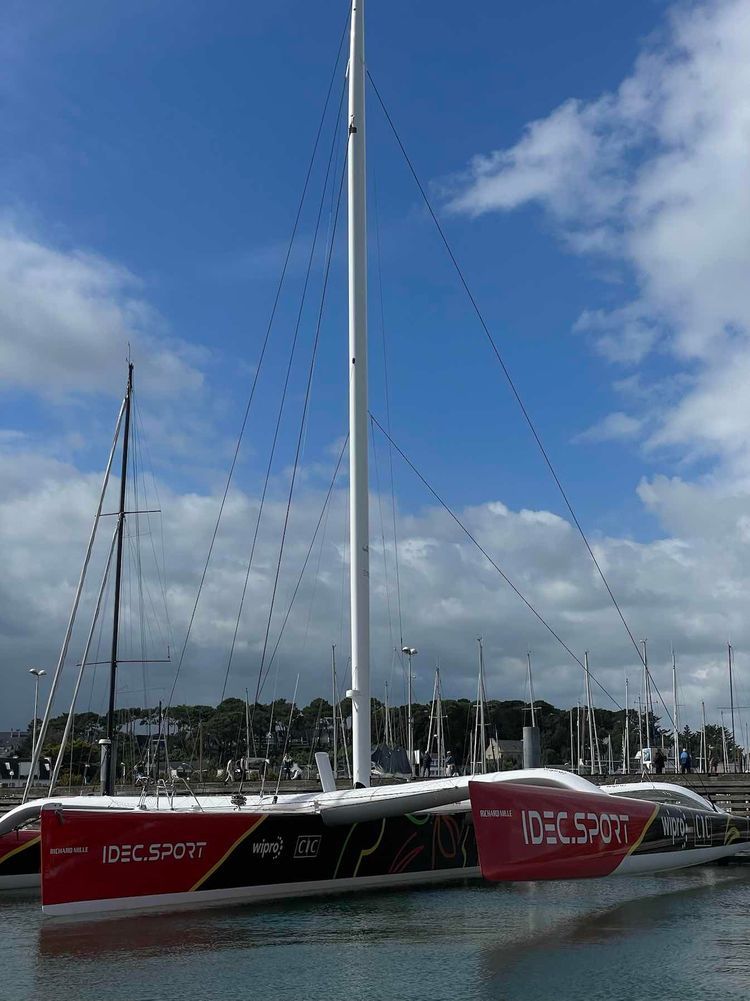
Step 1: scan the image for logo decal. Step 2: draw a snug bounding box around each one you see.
[251,836,284,860]
[101,842,207,863]
[294,835,321,859]
[520,809,632,847]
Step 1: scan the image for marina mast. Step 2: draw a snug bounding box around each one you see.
[102,362,133,796]
[671,647,679,773]
[347,0,370,788]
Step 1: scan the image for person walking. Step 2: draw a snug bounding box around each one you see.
[654,749,666,774]
[679,748,692,774]
[421,749,432,778]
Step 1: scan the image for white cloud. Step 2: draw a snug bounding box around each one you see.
[575,411,643,445]
[0,223,204,399]
[2,439,748,736]
[447,98,626,223]
[574,304,662,366]
[449,0,750,475]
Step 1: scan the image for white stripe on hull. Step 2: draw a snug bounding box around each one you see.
[43,866,482,918]
[617,844,744,874]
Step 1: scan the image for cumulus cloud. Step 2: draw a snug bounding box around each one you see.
[0,223,204,399]
[1,439,747,735]
[449,0,750,476]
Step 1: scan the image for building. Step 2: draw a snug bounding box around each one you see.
[485,738,524,769]
[0,730,25,756]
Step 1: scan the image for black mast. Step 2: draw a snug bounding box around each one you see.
[102,362,133,795]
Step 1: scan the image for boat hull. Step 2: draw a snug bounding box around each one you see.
[41,803,478,916]
[469,780,750,881]
[0,828,41,889]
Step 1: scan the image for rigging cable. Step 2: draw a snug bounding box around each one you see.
[366,74,646,680]
[165,10,351,711]
[365,72,694,730]
[219,76,349,703]
[264,435,349,679]
[252,145,350,706]
[370,420,395,663]
[373,171,405,652]
[369,413,622,710]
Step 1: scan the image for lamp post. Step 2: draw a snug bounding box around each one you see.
[28,668,47,781]
[401,646,418,776]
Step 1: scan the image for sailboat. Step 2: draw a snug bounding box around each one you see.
[3,0,750,916]
[0,362,168,889]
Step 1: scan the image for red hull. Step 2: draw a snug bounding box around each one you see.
[40,802,480,915]
[41,806,266,908]
[469,781,658,880]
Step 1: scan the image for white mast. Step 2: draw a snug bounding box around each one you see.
[473,637,487,774]
[526,651,536,728]
[347,0,370,788]
[384,679,392,747]
[671,646,679,773]
[624,675,630,773]
[331,645,338,777]
[584,651,597,775]
[23,392,126,803]
[425,666,443,776]
[436,667,444,774]
[728,642,736,773]
[701,699,707,773]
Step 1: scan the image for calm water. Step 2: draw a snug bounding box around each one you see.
[2,868,749,1000]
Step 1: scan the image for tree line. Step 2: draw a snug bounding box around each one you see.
[17,695,741,781]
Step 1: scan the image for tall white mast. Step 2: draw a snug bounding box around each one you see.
[347,0,370,788]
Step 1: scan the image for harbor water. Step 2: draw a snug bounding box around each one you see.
[2,868,749,1000]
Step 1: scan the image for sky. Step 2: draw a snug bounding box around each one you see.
[2,0,750,740]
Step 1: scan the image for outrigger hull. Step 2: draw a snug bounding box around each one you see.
[469,780,750,881]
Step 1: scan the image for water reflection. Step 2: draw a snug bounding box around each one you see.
[477,869,750,1001]
[14,869,750,1001]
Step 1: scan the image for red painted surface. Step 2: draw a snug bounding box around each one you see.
[0,828,38,862]
[469,781,656,881]
[41,807,264,907]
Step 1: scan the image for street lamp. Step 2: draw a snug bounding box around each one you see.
[28,668,47,781]
[401,647,418,776]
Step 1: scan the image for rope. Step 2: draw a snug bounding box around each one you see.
[365,72,695,732]
[252,145,350,706]
[165,12,350,711]
[219,76,348,703]
[369,413,622,710]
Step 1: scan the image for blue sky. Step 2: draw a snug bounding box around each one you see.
[3,0,750,732]
[1,0,660,525]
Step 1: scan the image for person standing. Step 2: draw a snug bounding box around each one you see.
[654,749,666,774]
[421,749,432,778]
